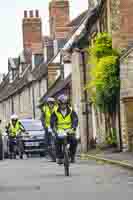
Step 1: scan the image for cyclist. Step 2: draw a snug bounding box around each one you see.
[51,94,79,164]
[6,114,25,159]
[41,97,57,162]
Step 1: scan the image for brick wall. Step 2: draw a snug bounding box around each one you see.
[119,0,133,48]
[110,0,133,49]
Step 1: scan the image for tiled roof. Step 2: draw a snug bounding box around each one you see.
[67,10,88,27]
[40,74,71,105]
[32,62,47,80]
[0,61,47,102]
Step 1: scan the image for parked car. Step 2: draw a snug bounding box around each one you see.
[20,119,46,157]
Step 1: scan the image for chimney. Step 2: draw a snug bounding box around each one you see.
[24,10,27,18]
[22,10,43,54]
[35,10,39,18]
[49,0,70,39]
[29,10,33,18]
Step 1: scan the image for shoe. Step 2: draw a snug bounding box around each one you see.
[47,158,56,162]
[57,158,63,165]
[70,157,75,163]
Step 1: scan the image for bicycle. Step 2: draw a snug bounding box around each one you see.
[9,131,24,159]
[56,129,73,176]
[16,133,24,159]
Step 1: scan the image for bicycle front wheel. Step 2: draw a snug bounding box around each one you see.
[64,146,70,176]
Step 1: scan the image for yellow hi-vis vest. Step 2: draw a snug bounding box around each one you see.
[55,109,72,131]
[43,105,58,128]
[9,121,21,137]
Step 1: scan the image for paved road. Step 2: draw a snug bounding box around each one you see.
[0,157,133,200]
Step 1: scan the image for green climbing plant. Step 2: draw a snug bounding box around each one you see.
[86,32,120,146]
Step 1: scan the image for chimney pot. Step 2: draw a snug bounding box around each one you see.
[35,10,39,17]
[24,10,27,18]
[29,10,33,18]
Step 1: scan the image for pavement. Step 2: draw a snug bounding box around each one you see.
[81,149,133,170]
[0,157,133,200]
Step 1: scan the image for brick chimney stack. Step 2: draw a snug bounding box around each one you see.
[22,10,43,54]
[49,0,70,39]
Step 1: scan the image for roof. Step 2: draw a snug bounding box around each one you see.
[0,61,47,102]
[32,62,47,80]
[120,42,133,61]
[67,10,88,27]
[40,74,71,105]
[0,73,29,102]
[62,1,103,51]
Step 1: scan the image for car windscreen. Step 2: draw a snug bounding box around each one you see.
[21,121,43,131]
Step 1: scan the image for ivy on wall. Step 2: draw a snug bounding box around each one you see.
[86,32,120,146]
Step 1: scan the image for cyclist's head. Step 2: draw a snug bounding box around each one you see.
[58,94,68,110]
[46,97,55,108]
[11,114,18,123]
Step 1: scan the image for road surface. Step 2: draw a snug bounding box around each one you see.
[0,157,133,200]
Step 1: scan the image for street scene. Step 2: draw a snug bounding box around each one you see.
[0,0,133,198]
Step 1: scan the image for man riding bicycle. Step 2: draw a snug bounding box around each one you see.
[6,114,25,159]
[51,94,78,164]
[41,97,57,161]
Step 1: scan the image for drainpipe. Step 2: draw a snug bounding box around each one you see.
[32,84,36,119]
[11,97,14,114]
[81,50,89,151]
[60,54,64,80]
[118,92,123,152]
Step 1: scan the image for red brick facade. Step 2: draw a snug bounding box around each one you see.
[119,0,133,48]
[22,10,43,54]
[49,0,71,39]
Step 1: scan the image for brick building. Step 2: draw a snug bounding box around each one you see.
[119,0,133,151]
[44,0,133,152]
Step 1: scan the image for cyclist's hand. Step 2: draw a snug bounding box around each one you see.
[76,134,80,140]
[70,128,76,134]
[48,127,52,133]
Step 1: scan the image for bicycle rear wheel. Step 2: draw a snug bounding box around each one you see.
[64,146,70,176]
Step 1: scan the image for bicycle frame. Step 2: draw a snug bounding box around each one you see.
[63,136,70,176]
[57,129,71,176]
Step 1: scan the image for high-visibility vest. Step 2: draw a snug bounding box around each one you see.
[9,121,21,137]
[55,109,72,131]
[42,105,58,128]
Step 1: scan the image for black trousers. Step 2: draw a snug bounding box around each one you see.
[55,135,77,159]
[45,128,53,146]
[44,128,56,161]
[9,136,16,153]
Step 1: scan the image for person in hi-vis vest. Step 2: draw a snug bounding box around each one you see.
[51,95,79,164]
[41,97,57,161]
[6,114,25,159]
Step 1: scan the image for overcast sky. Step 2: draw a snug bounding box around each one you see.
[0,0,88,73]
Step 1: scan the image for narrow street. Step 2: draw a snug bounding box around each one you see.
[0,158,133,199]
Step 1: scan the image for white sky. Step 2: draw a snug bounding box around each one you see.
[0,0,88,73]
